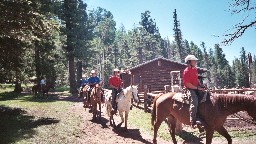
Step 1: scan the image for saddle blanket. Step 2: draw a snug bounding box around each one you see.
[172,92,207,104]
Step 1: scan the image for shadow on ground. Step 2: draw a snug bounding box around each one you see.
[113,128,152,144]
[0,90,84,103]
[177,130,204,144]
[89,111,110,129]
[0,91,27,101]
[0,105,59,144]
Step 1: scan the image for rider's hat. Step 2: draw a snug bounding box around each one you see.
[113,68,119,72]
[185,55,198,63]
[91,70,96,74]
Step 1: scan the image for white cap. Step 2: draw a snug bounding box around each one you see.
[91,70,96,74]
[113,68,119,72]
[82,74,86,78]
[185,55,198,63]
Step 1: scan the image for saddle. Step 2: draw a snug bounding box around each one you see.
[172,89,207,104]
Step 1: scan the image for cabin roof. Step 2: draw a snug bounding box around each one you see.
[129,57,208,72]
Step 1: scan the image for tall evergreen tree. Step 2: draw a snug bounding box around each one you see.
[63,0,78,95]
[173,9,184,62]
[239,47,249,87]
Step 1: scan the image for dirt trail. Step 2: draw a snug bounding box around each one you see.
[71,102,168,144]
[69,99,256,144]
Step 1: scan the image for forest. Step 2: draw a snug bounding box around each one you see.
[0,0,255,95]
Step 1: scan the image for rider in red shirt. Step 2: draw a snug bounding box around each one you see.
[109,68,122,113]
[183,55,205,128]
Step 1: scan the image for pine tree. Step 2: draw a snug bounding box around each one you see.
[173,9,184,62]
[239,47,249,87]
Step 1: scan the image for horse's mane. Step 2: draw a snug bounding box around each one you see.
[213,94,255,107]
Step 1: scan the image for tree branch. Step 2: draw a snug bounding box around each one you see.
[222,20,256,45]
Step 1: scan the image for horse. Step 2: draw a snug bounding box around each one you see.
[32,84,54,97]
[109,85,139,131]
[151,92,256,144]
[81,85,90,108]
[103,89,113,117]
[90,84,104,121]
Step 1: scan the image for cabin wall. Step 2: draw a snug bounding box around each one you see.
[121,59,206,93]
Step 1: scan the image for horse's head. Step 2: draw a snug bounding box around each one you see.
[130,85,139,103]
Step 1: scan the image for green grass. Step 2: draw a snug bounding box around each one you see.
[128,107,199,141]
[0,89,82,144]
[54,86,70,92]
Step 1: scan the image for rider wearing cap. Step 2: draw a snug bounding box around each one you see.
[183,55,205,127]
[87,70,100,102]
[88,70,100,86]
[109,68,122,113]
[79,75,88,97]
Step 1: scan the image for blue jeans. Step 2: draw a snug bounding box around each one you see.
[188,89,198,123]
[111,88,122,111]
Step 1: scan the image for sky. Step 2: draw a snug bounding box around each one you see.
[84,0,256,64]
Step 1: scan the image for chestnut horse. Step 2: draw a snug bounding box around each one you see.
[90,84,103,121]
[151,92,256,144]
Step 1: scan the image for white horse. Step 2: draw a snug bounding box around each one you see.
[108,85,139,130]
[103,89,113,117]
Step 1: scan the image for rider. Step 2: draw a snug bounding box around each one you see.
[109,68,122,113]
[40,77,45,93]
[80,75,88,97]
[183,55,205,128]
[87,70,100,102]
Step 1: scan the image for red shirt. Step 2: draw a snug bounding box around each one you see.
[183,67,198,88]
[109,76,122,88]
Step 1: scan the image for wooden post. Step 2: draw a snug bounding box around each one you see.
[144,85,148,112]
[164,85,171,93]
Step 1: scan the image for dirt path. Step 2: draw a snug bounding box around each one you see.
[69,101,256,144]
[71,102,169,144]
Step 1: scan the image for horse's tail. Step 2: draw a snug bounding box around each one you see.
[151,93,163,130]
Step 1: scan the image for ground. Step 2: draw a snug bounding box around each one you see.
[0,86,256,144]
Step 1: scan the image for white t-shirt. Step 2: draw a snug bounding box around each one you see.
[40,79,45,85]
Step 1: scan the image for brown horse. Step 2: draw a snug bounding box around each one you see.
[32,84,54,97]
[90,84,103,121]
[81,85,90,108]
[151,92,256,144]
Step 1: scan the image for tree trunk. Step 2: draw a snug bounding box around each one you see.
[68,54,77,95]
[35,40,41,85]
[139,47,143,64]
[76,61,82,87]
[65,0,78,96]
[14,69,22,93]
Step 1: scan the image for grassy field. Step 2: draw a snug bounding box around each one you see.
[0,85,82,144]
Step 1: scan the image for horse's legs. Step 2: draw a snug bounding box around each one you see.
[153,119,163,144]
[167,116,177,144]
[99,102,101,121]
[124,111,128,130]
[117,111,124,128]
[216,126,232,144]
[205,128,214,144]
